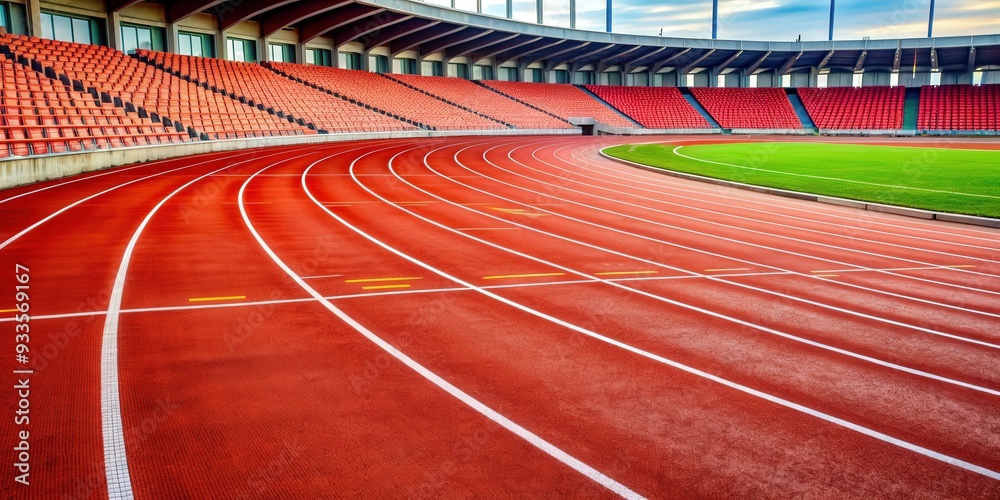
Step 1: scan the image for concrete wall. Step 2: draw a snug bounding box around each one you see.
[0,129,581,190]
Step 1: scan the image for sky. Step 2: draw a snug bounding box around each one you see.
[422,0,1000,41]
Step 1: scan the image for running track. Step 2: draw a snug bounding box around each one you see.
[1,136,999,498]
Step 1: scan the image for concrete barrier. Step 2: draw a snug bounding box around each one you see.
[0,128,580,190]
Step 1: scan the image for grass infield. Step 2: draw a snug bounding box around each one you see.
[604,142,1000,219]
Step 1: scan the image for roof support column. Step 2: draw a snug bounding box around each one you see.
[606,0,611,33]
[569,0,576,29]
[712,0,719,39]
[927,0,936,37]
[828,0,835,41]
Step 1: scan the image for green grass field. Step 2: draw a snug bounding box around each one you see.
[604,142,1000,218]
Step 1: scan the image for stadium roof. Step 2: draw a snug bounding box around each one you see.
[113,0,1000,73]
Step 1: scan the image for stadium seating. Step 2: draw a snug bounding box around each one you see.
[480,81,636,128]
[584,85,710,129]
[0,51,189,157]
[798,87,905,130]
[918,84,999,131]
[2,34,309,140]
[387,73,571,129]
[138,50,413,133]
[690,88,801,129]
[269,63,504,131]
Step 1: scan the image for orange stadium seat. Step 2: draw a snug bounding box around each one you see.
[798,87,905,130]
[584,85,710,129]
[690,87,801,129]
[480,80,635,128]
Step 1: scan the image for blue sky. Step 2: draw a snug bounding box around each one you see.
[425,0,1000,41]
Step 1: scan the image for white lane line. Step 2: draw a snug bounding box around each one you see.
[561,145,1000,254]
[302,274,344,279]
[282,148,643,499]
[674,145,1000,200]
[7,263,985,323]
[467,144,1000,327]
[404,145,1000,383]
[569,144,1000,243]
[519,145,1000,281]
[99,145,337,500]
[494,144,1000,302]
[335,143,1000,482]
[545,145,1000,264]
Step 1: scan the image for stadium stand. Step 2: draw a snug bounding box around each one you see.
[137,50,414,134]
[0,51,188,157]
[690,88,801,129]
[1,34,309,141]
[386,73,571,129]
[584,85,711,129]
[269,62,504,131]
[798,87,905,130]
[480,81,636,128]
[918,84,1000,131]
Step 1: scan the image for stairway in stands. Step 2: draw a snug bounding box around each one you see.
[785,89,818,133]
[903,87,920,131]
[678,87,722,129]
[574,85,643,128]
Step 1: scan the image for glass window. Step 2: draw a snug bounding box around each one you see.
[454,0,478,12]
[782,74,793,88]
[372,55,389,73]
[512,0,536,23]
[180,32,211,57]
[473,64,493,80]
[554,69,569,84]
[121,25,138,54]
[685,74,695,87]
[41,13,53,39]
[179,34,192,56]
[748,74,758,88]
[270,44,284,63]
[481,0,506,17]
[818,74,828,88]
[448,62,468,79]
[717,75,726,88]
[136,27,151,51]
[0,4,8,31]
[543,0,571,27]
[72,18,91,44]
[397,58,417,74]
[53,14,73,42]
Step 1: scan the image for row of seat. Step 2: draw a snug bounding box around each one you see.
[480,81,636,128]
[138,50,412,134]
[798,87,905,130]
[918,84,999,130]
[3,34,310,142]
[0,52,189,157]
[689,88,802,129]
[584,85,710,129]
[270,63,504,131]
[387,73,571,130]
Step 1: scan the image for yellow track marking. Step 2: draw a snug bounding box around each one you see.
[944,265,976,269]
[362,284,412,290]
[705,268,751,272]
[594,271,658,276]
[345,277,423,283]
[483,272,565,280]
[0,309,18,313]
[188,295,246,303]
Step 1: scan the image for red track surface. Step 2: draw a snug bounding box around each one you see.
[2,136,999,498]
